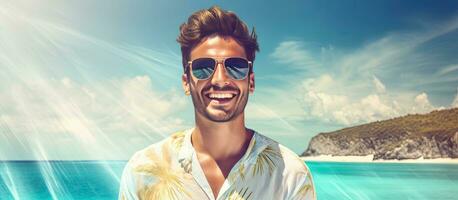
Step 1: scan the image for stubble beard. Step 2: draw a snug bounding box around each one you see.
[191,88,249,123]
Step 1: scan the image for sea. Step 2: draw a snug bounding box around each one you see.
[0,161,457,200]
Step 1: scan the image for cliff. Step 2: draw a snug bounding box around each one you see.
[302,108,458,160]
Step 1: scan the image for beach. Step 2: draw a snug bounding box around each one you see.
[301,155,458,164]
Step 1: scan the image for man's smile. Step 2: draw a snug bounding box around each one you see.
[204,90,238,105]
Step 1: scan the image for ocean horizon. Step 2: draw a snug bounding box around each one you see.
[1,160,457,200]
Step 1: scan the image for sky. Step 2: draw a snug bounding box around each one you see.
[1,0,458,160]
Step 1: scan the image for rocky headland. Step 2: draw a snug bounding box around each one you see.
[302,108,458,160]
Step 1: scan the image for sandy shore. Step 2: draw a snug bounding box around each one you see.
[301,155,458,164]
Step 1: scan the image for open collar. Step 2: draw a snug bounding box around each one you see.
[177,128,275,172]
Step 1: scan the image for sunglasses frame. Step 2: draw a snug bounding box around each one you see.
[186,57,253,80]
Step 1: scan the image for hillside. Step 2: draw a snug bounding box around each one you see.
[302,108,458,160]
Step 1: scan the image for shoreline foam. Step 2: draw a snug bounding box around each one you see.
[301,155,458,164]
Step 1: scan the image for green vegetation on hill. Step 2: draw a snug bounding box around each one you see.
[303,108,458,159]
[325,108,458,139]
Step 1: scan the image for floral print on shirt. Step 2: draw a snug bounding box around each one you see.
[119,128,316,200]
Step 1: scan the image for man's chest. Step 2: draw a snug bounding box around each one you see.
[186,156,284,200]
[197,153,242,198]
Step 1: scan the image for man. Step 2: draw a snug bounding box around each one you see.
[119,6,315,200]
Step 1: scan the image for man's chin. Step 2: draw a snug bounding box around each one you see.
[204,109,234,122]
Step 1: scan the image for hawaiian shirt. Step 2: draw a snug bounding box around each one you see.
[118,128,316,200]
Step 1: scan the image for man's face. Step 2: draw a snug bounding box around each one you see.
[182,35,255,122]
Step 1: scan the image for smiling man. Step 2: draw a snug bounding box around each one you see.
[119,6,315,200]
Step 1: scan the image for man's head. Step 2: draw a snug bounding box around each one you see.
[177,6,259,122]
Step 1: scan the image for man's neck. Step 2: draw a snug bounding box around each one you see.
[191,112,253,161]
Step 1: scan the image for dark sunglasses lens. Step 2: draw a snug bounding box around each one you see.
[224,58,249,80]
[192,58,216,79]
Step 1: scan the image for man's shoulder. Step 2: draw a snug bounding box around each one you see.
[278,144,311,174]
[255,133,314,198]
[255,132,311,175]
[126,130,188,168]
[119,130,193,199]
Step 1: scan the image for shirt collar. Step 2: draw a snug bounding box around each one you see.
[176,128,194,174]
[177,128,276,170]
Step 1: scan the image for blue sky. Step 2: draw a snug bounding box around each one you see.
[1,0,457,160]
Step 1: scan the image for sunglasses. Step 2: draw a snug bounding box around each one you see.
[186,57,252,80]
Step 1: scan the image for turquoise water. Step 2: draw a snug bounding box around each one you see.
[0,161,457,200]
[307,162,458,200]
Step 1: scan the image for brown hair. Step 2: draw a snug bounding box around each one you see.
[177,6,259,70]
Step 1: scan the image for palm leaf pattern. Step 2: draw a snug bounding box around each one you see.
[252,145,280,177]
[226,187,253,200]
[178,158,192,173]
[294,183,312,199]
[238,163,246,180]
[228,137,256,182]
[170,131,185,152]
[134,143,191,199]
[292,172,315,199]
[121,131,315,200]
[228,163,246,183]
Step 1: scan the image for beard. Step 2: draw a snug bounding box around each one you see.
[190,84,249,122]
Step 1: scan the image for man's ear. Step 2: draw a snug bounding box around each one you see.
[249,72,255,94]
[182,73,190,95]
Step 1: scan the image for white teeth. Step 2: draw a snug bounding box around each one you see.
[209,93,234,99]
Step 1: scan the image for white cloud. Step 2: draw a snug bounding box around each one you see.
[299,74,443,125]
[0,76,188,160]
[121,76,183,119]
[267,17,458,126]
[412,93,435,113]
[302,74,335,92]
[0,5,188,160]
[437,64,458,76]
[333,94,398,125]
[270,41,321,69]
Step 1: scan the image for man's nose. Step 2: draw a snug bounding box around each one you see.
[210,62,229,86]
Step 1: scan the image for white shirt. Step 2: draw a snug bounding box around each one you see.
[119,128,316,200]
